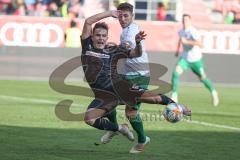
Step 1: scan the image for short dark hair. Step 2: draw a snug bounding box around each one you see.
[158,2,164,8]
[117,2,133,13]
[93,22,109,33]
[183,14,191,18]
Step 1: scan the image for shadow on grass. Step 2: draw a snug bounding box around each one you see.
[0,125,239,160]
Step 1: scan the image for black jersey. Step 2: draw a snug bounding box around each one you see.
[81,37,130,92]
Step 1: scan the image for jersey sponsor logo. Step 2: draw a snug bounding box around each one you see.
[200,30,240,54]
[86,51,110,58]
[0,22,64,47]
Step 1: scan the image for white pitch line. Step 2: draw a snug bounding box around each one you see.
[0,95,240,131]
[0,95,81,107]
[186,120,240,131]
[192,111,240,117]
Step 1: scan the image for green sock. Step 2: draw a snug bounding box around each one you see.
[171,70,180,93]
[106,109,118,124]
[201,77,215,92]
[129,113,146,143]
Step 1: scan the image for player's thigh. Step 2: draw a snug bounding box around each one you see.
[123,75,150,89]
[85,98,117,121]
[91,88,119,112]
[174,58,189,75]
[124,75,149,110]
[84,108,106,125]
[132,76,150,89]
[190,60,206,80]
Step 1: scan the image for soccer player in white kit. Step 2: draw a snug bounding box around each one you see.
[171,14,219,106]
[101,2,150,153]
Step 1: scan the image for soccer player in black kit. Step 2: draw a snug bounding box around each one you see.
[81,10,191,142]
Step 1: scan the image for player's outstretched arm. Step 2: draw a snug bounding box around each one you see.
[181,37,203,48]
[129,31,147,58]
[81,10,120,39]
[175,38,181,57]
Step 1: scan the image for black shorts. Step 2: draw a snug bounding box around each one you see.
[87,86,119,112]
[87,81,145,112]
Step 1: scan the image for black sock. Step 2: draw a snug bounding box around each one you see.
[92,118,119,131]
[158,94,175,105]
[106,109,118,124]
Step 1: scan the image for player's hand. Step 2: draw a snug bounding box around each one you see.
[198,42,203,48]
[175,52,179,57]
[181,37,187,43]
[135,31,147,44]
[110,10,122,18]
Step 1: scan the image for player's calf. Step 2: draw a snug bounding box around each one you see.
[138,92,175,105]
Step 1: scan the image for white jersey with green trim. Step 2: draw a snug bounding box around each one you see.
[179,26,202,62]
[118,23,149,76]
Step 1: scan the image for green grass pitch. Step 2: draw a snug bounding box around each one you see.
[0,80,240,160]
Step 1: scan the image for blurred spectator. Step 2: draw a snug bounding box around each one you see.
[24,0,36,6]
[14,0,28,16]
[213,0,240,24]
[65,20,81,48]
[108,0,131,10]
[68,0,84,18]
[39,0,51,5]
[29,1,47,16]
[234,11,240,23]
[79,0,85,5]
[47,1,61,17]
[61,0,69,18]
[24,0,36,12]
[156,2,166,21]
[0,0,113,18]
[162,0,170,9]
[224,11,235,24]
[5,2,16,14]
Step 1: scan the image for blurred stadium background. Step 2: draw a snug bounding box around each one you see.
[0,0,240,160]
[0,0,240,83]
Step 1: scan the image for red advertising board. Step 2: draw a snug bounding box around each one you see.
[0,16,239,54]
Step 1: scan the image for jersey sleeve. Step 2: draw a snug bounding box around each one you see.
[124,50,132,58]
[191,28,201,41]
[81,36,92,54]
[178,30,184,37]
[115,46,131,58]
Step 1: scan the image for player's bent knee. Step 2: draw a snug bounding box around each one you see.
[200,73,207,81]
[84,115,96,126]
[125,108,138,119]
[176,66,183,75]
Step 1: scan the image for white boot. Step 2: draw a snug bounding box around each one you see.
[211,90,219,107]
[129,136,150,154]
[118,124,135,141]
[101,131,119,144]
